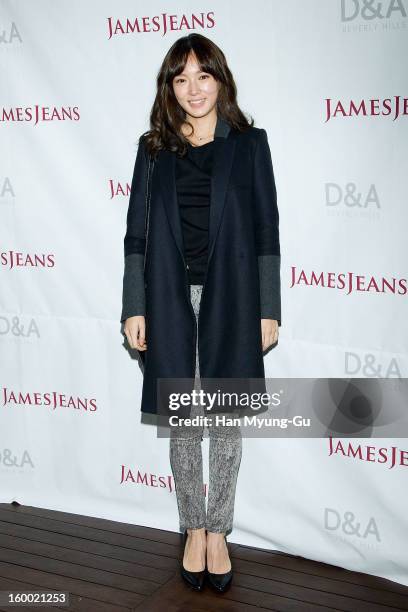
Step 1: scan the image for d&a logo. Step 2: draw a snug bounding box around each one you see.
[341,0,407,21]
[345,352,402,378]
[0,448,34,470]
[0,22,22,44]
[325,183,381,215]
[325,508,381,551]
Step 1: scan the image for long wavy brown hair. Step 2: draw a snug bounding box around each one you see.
[142,33,253,159]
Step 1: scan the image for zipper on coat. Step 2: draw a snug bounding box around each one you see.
[183,260,197,381]
[144,156,154,275]
[196,259,210,404]
[185,259,206,435]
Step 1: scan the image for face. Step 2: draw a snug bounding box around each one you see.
[172,52,219,119]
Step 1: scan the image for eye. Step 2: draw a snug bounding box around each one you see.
[175,77,185,84]
[199,74,210,79]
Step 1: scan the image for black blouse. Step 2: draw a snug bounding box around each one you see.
[175,140,215,285]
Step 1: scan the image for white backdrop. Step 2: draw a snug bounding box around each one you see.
[1,0,408,588]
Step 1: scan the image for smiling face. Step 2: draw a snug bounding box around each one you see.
[172,51,220,120]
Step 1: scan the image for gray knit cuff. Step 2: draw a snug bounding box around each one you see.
[258,254,281,326]
[120,253,146,323]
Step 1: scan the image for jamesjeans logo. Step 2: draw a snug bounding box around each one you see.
[2,387,98,412]
[107,12,215,39]
[120,464,209,496]
[324,95,407,122]
[328,437,408,469]
[1,250,55,269]
[290,267,407,296]
[0,106,80,125]
[109,179,130,199]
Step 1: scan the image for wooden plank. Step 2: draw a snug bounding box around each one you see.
[233,545,408,595]
[0,548,156,598]
[230,570,404,611]
[0,521,178,572]
[0,533,172,585]
[132,574,273,612]
[229,556,408,609]
[0,574,127,611]
[0,513,179,560]
[0,561,144,609]
[1,505,180,547]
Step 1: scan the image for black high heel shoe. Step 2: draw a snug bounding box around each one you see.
[206,535,233,593]
[180,530,206,591]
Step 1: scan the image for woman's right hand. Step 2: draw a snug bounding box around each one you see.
[124,316,147,351]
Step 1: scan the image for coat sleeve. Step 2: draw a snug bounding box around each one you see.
[258,254,281,326]
[121,134,148,323]
[120,253,145,323]
[253,129,282,326]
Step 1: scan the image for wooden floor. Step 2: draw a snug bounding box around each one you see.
[0,503,407,611]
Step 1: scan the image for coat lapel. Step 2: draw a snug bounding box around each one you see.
[157,117,238,269]
[157,151,184,264]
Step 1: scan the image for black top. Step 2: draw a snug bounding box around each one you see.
[175,140,215,285]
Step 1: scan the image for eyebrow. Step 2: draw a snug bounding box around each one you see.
[175,69,208,77]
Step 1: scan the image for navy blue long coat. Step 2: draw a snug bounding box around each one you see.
[124,118,280,416]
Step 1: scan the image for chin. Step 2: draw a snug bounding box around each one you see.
[191,110,208,117]
[187,106,213,118]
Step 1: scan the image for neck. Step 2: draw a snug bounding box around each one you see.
[183,110,217,138]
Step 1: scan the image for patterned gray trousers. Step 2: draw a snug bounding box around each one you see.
[169,284,242,535]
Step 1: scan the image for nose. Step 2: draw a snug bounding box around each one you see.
[187,79,200,96]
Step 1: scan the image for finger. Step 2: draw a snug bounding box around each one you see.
[138,322,146,346]
[129,328,140,350]
[135,335,145,350]
[127,331,136,350]
[267,329,276,350]
[135,328,146,351]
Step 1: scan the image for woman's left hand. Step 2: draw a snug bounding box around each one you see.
[261,319,279,351]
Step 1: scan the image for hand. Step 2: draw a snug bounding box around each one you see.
[124,316,147,351]
[261,319,278,351]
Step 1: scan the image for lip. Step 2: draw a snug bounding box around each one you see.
[188,98,206,105]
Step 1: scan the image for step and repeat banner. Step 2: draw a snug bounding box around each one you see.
[1,0,407,588]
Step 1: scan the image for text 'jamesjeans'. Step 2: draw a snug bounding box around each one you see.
[169,284,242,534]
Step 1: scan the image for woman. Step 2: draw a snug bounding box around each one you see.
[121,33,281,593]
